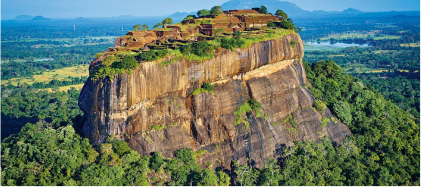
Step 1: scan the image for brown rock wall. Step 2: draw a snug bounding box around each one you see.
[79,34,351,169]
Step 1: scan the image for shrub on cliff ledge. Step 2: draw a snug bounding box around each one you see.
[278,18,301,33]
[91,66,124,82]
[234,99,263,129]
[102,55,117,67]
[94,52,104,58]
[180,40,215,62]
[220,37,246,51]
[91,55,139,81]
[140,50,169,62]
[192,82,214,96]
[114,55,138,70]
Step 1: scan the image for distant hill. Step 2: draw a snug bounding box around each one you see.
[221,0,312,18]
[30,16,52,22]
[168,11,196,21]
[341,8,363,14]
[14,15,35,20]
[311,10,341,15]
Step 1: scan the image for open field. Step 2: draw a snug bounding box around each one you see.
[343,64,388,74]
[1,59,27,63]
[1,65,89,86]
[400,43,420,47]
[41,84,85,92]
[319,32,401,41]
[343,64,418,74]
[304,42,369,51]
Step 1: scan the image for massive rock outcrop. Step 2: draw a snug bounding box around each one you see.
[79,33,351,169]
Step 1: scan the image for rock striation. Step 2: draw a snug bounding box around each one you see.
[79,33,351,169]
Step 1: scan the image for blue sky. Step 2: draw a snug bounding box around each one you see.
[2,0,420,20]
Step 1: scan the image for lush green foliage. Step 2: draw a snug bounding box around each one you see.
[114,55,138,70]
[162,17,173,25]
[1,87,83,139]
[91,54,139,81]
[192,82,214,96]
[275,9,288,19]
[94,52,104,58]
[234,99,262,129]
[257,6,268,14]
[290,40,297,48]
[91,66,124,81]
[132,24,149,31]
[1,123,154,186]
[1,123,97,186]
[354,73,420,117]
[210,6,223,15]
[313,100,326,113]
[277,18,301,33]
[140,49,169,62]
[196,9,210,17]
[180,40,215,58]
[220,37,246,51]
[267,22,276,27]
[150,124,167,131]
[102,55,117,67]
[183,15,197,20]
[303,60,420,185]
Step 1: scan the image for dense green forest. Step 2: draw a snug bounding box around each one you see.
[2,60,419,185]
[353,73,419,117]
[1,88,83,139]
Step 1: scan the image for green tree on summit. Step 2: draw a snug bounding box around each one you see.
[132,24,142,31]
[275,9,288,19]
[184,15,197,20]
[153,23,162,29]
[259,6,268,14]
[197,9,210,17]
[210,6,223,15]
[133,24,149,31]
[162,17,173,25]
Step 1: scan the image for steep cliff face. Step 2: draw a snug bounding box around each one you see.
[79,33,351,169]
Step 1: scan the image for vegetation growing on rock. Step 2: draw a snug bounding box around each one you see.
[234,99,263,129]
[192,82,214,96]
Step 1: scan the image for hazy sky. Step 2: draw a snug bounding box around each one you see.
[2,0,420,20]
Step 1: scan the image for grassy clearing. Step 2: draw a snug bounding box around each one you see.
[319,32,401,41]
[344,65,416,73]
[400,43,420,47]
[1,59,27,63]
[1,65,89,86]
[372,50,399,54]
[342,63,389,74]
[40,84,85,92]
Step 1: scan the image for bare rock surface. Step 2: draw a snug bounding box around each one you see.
[79,34,351,169]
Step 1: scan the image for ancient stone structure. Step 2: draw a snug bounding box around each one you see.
[79,32,351,169]
[114,9,284,50]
